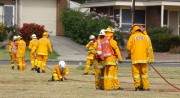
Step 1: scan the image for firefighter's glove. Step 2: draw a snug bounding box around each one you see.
[90,50,95,54]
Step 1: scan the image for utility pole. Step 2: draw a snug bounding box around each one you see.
[131,0,135,25]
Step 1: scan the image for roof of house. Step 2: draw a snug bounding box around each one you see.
[82,0,180,7]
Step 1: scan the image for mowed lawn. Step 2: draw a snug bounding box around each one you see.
[0,48,59,60]
[0,63,179,98]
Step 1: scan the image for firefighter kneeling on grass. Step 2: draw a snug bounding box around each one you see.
[101,27,123,90]
[8,36,18,69]
[51,60,69,81]
[93,29,106,90]
[126,25,154,91]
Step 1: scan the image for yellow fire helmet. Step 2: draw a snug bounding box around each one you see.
[43,32,48,36]
[105,27,115,37]
[130,25,141,34]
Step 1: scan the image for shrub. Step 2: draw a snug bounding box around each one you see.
[147,27,172,37]
[61,8,117,45]
[0,23,6,41]
[0,23,19,42]
[20,23,46,44]
[150,33,180,52]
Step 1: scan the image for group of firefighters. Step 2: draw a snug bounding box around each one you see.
[9,32,69,81]
[8,24,154,91]
[83,25,154,91]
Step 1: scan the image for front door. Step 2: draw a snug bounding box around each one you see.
[4,5,14,26]
[169,11,178,35]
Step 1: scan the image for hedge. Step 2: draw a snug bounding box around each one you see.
[61,8,124,45]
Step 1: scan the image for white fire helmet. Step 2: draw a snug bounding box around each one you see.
[31,34,37,38]
[59,60,66,70]
[89,35,95,40]
[13,36,18,41]
[99,29,105,35]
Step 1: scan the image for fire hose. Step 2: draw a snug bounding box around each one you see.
[45,63,180,91]
[148,63,180,91]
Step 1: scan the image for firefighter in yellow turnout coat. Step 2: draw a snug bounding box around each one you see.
[101,27,123,90]
[28,34,38,70]
[83,35,97,75]
[8,36,18,69]
[93,29,105,90]
[126,25,154,91]
[52,60,69,81]
[15,35,26,71]
[36,32,53,73]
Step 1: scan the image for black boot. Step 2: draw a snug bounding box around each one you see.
[37,68,40,73]
[11,66,14,70]
[82,73,88,75]
[31,68,35,71]
[135,87,140,91]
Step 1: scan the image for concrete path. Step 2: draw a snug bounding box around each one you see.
[50,36,87,61]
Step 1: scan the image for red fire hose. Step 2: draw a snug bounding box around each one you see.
[148,63,180,91]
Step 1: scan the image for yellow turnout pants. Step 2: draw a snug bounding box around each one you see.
[132,63,149,89]
[37,55,48,71]
[104,65,120,90]
[10,53,16,67]
[30,53,37,69]
[93,59,104,89]
[84,59,94,74]
[17,57,26,71]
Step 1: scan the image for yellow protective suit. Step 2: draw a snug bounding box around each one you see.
[15,38,26,71]
[8,41,17,69]
[28,38,38,70]
[36,35,52,72]
[103,30,123,90]
[93,37,104,89]
[143,29,154,63]
[84,40,97,74]
[52,65,69,81]
[126,25,153,90]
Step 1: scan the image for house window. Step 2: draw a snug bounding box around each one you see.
[114,9,120,23]
[121,9,145,31]
[164,10,168,26]
[0,6,3,23]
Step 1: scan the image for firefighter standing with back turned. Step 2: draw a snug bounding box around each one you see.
[93,29,105,90]
[28,34,38,71]
[126,25,154,91]
[15,35,26,71]
[101,27,123,90]
[83,35,97,75]
[36,32,53,73]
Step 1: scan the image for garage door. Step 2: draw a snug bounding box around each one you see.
[20,0,56,35]
[0,6,3,23]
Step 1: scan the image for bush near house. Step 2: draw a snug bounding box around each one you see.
[148,27,180,52]
[0,23,19,42]
[61,8,124,45]
[20,23,46,45]
[0,23,6,41]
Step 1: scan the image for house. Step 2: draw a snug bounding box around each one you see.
[81,0,180,35]
[0,0,69,36]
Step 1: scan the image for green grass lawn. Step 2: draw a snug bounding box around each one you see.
[0,65,179,98]
[0,48,59,60]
